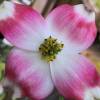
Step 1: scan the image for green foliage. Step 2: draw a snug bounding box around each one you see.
[59,96,64,100]
[0,39,11,81]
[93,0,100,9]
[0,61,5,81]
[0,0,4,4]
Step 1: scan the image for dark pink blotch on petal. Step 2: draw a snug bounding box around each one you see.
[67,16,96,44]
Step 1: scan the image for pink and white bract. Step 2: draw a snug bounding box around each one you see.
[0,1,99,100]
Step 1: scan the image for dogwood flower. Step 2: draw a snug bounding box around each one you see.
[0,1,99,100]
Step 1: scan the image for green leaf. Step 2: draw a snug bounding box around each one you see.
[59,96,64,100]
[0,62,5,81]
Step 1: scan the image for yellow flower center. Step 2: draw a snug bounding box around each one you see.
[39,36,64,62]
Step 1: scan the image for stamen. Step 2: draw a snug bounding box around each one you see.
[39,36,64,62]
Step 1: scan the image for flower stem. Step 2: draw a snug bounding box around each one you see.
[3,87,13,100]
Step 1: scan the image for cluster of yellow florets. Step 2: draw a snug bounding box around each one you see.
[39,36,64,62]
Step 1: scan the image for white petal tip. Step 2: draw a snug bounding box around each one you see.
[12,86,22,99]
[3,39,12,46]
[0,85,3,94]
[0,1,14,20]
[84,90,94,100]
[74,4,95,22]
[84,87,100,100]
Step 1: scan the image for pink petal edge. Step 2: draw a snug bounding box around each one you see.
[50,52,100,100]
[0,1,46,51]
